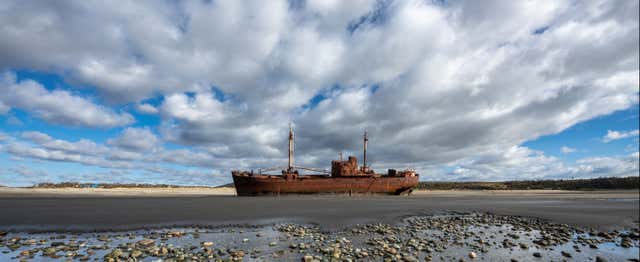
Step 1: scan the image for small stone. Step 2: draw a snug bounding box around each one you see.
[561,251,572,258]
[233,250,245,258]
[533,252,541,258]
[19,250,30,257]
[131,249,142,258]
[595,256,607,262]
[468,252,477,259]
[621,238,632,248]
[137,239,155,247]
[168,231,184,237]
[97,235,109,242]
[269,241,277,246]
[201,241,214,247]
[243,238,249,243]
[332,247,341,258]
[43,247,57,256]
[302,254,314,262]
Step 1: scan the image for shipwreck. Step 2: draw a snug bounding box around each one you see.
[232,125,419,196]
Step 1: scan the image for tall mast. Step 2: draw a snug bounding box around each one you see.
[288,123,294,172]
[363,129,368,171]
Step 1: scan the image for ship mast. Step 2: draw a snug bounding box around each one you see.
[363,129,368,172]
[288,123,294,172]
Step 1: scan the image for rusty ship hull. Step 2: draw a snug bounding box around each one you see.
[231,126,419,196]
[232,174,419,196]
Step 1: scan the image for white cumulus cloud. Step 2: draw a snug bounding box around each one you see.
[603,129,639,143]
[561,146,577,154]
[0,72,134,128]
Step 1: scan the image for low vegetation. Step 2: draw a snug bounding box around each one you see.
[416,176,639,190]
[27,176,639,190]
[31,182,212,189]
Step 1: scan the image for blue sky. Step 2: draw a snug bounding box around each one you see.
[0,0,638,186]
[524,106,639,162]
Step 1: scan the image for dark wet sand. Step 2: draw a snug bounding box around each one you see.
[0,190,637,232]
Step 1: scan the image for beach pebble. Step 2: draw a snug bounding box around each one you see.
[136,239,155,247]
[468,252,477,259]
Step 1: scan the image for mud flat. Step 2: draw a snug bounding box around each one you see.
[0,189,638,261]
[0,189,637,231]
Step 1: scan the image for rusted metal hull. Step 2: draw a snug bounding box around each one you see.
[232,174,419,196]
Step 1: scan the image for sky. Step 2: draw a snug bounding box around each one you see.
[0,0,638,187]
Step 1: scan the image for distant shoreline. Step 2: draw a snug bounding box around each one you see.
[7,176,638,191]
[0,187,637,198]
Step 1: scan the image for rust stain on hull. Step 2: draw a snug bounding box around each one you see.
[233,174,419,196]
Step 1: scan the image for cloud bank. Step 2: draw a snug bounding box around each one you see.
[0,0,638,185]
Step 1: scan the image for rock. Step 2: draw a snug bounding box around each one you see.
[168,231,185,237]
[595,256,607,262]
[518,243,528,249]
[201,241,214,247]
[19,250,30,257]
[137,239,155,247]
[233,250,245,258]
[387,247,397,255]
[468,252,477,259]
[533,252,542,258]
[561,251,572,258]
[332,246,341,258]
[131,250,142,258]
[621,238,632,248]
[97,235,109,242]
[269,241,277,246]
[107,249,123,258]
[43,247,57,256]
[597,232,613,240]
[243,238,249,243]
[302,254,314,262]
[51,241,65,247]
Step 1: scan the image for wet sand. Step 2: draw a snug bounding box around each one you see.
[1,189,638,261]
[0,188,639,231]
[0,189,637,232]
